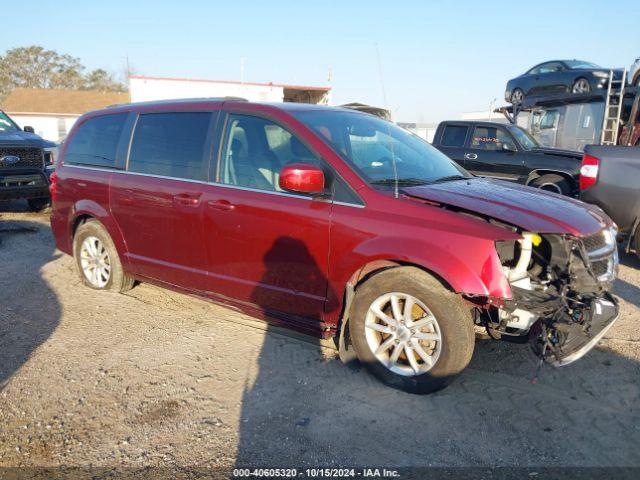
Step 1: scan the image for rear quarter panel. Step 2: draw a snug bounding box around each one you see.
[50,165,128,259]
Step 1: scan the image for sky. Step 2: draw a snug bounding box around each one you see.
[1,0,639,123]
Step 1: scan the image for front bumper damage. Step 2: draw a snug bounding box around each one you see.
[485,226,620,367]
[529,292,619,366]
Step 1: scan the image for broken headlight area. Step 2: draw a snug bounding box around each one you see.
[483,226,619,365]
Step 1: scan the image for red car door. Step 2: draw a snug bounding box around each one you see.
[109,110,217,291]
[201,113,331,326]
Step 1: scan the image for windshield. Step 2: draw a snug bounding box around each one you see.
[508,125,539,150]
[0,111,20,133]
[564,60,600,69]
[293,110,470,188]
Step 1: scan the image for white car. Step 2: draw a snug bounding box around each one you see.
[630,57,640,86]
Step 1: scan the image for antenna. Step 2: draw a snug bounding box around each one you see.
[375,43,399,199]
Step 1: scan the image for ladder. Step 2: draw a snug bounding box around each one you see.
[600,69,627,145]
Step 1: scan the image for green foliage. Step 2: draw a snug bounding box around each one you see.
[0,46,127,101]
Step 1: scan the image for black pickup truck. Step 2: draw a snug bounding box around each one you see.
[0,110,56,211]
[580,144,640,258]
[432,120,582,196]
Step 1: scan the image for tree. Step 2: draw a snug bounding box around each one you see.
[84,69,127,92]
[0,46,126,101]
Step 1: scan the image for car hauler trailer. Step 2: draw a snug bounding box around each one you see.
[497,71,639,151]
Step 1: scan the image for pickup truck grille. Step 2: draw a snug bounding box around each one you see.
[0,147,44,169]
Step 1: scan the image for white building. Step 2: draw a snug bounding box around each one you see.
[1,88,130,142]
[398,122,439,142]
[129,75,331,105]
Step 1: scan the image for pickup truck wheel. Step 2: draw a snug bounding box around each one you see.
[27,197,51,213]
[348,267,474,394]
[73,220,134,293]
[529,174,572,195]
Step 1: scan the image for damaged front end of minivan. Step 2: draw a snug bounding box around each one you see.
[485,226,619,366]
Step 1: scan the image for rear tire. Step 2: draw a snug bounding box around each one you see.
[27,197,51,213]
[529,174,573,196]
[73,220,134,293]
[349,267,474,394]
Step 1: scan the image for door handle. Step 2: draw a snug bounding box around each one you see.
[206,199,235,211]
[464,153,478,160]
[173,193,202,207]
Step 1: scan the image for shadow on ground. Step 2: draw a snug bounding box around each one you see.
[0,214,61,391]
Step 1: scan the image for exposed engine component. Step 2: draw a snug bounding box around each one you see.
[488,226,619,364]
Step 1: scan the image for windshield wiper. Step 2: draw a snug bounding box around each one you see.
[430,175,469,184]
[370,177,429,186]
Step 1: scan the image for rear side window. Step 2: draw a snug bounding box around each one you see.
[128,112,212,181]
[440,125,468,147]
[64,113,127,168]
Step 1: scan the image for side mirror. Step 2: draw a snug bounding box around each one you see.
[279,163,325,195]
[23,126,35,133]
[502,142,517,152]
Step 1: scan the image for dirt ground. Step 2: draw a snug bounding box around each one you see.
[1,201,639,476]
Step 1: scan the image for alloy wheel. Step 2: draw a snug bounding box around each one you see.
[511,89,524,104]
[80,236,111,288]
[572,79,591,94]
[364,292,442,376]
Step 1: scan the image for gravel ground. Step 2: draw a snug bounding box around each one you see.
[1,201,639,476]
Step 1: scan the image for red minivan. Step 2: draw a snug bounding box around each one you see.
[51,99,619,393]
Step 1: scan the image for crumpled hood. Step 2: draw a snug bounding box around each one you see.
[403,178,609,236]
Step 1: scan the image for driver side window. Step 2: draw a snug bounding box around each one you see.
[220,114,319,193]
[471,126,515,151]
[538,62,564,74]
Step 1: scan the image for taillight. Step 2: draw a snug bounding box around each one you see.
[579,154,599,191]
[49,171,58,202]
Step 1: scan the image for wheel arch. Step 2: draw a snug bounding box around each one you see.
[526,169,576,189]
[68,200,128,263]
[332,241,508,362]
[335,259,457,363]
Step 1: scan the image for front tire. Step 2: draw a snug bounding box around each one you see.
[349,267,474,394]
[572,78,591,94]
[511,88,524,104]
[73,220,134,292]
[529,174,573,196]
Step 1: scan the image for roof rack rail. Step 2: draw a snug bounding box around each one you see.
[106,96,249,108]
